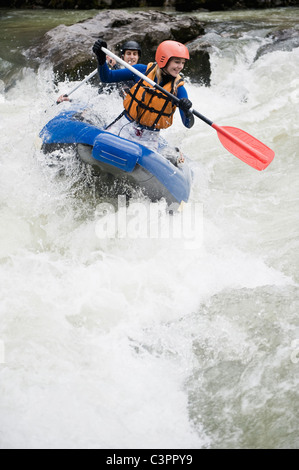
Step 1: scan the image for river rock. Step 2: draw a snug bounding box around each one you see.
[254,26,299,60]
[27,9,211,85]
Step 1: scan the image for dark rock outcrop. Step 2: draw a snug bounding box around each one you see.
[27,9,212,85]
[2,0,298,9]
[254,27,299,60]
[173,0,297,12]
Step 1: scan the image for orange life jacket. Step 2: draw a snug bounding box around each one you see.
[123,62,184,130]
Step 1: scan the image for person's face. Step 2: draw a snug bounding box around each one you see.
[123,50,139,65]
[164,57,186,77]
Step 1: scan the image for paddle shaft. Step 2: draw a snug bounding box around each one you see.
[63,68,98,98]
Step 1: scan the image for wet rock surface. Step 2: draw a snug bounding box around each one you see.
[27,9,211,85]
[254,26,299,60]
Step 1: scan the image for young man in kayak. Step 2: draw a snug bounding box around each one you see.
[92,39,194,155]
[100,41,142,97]
[107,40,142,68]
[56,41,142,103]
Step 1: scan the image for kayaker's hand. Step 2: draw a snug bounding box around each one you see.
[93,39,107,66]
[107,55,116,68]
[56,94,71,104]
[178,98,192,114]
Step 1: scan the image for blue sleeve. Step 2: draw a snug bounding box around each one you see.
[99,63,147,84]
[177,86,194,129]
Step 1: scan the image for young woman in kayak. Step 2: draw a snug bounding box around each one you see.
[93,39,194,154]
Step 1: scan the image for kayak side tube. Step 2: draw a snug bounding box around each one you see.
[91,133,192,203]
[92,132,141,173]
[139,148,192,204]
[40,110,101,146]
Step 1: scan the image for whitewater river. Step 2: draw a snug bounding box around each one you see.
[0,7,298,449]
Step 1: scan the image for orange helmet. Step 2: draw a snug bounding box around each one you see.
[155,40,190,68]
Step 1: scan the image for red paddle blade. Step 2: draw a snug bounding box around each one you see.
[212,124,275,171]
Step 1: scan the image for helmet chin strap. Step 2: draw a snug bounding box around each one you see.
[161,67,174,84]
[161,67,172,78]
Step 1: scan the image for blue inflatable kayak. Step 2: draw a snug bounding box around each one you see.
[39,108,193,206]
